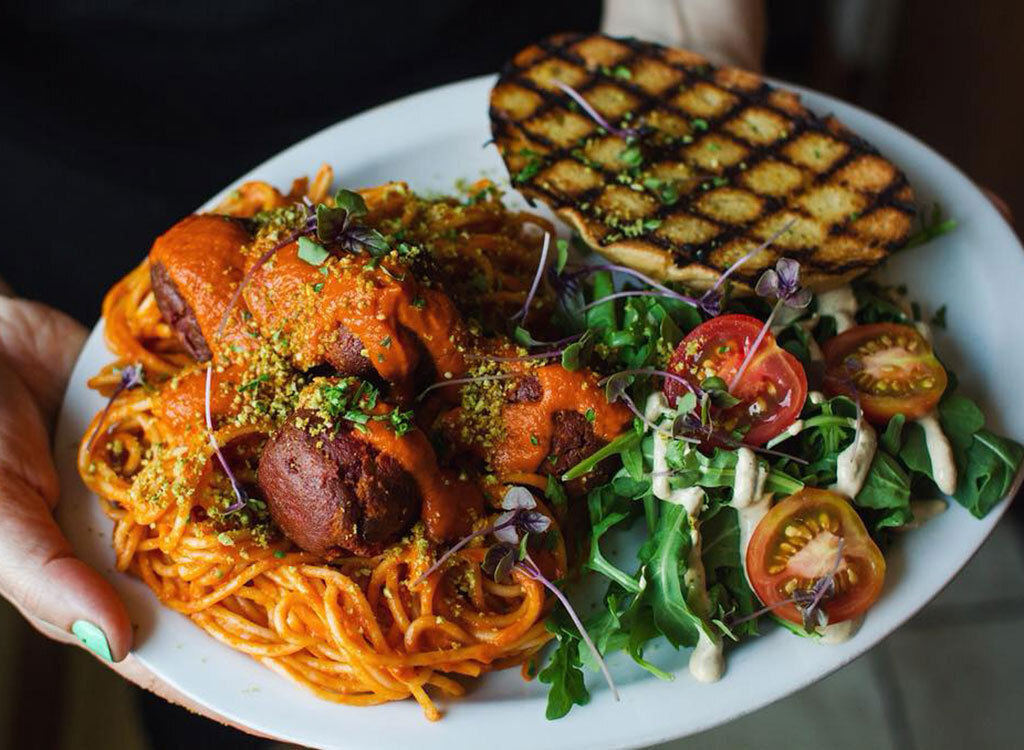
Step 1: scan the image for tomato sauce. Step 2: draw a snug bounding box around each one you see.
[490,365,631,475]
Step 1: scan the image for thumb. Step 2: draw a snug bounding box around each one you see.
[0,365,132,661]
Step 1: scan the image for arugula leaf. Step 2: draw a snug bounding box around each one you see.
[561,330,594,372]
[585,488,643,593]
[586,271,617,333]
[555,238,569,274]
[904,204,957,249]
[539,625,590,719]
[881,413,906,455]
[956,429,1024,518]
[854,450,912,530]
[545,474,569,515]
[643,503,705,648]
[563,430,642,481]
[622,441,644,481]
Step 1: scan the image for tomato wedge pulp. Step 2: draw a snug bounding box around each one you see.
[746,488,886,627]
[665,314,807,445]
[823,323,947,425]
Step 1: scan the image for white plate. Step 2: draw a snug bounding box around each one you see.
[54,74,1024,749]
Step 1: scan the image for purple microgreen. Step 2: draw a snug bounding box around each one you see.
[482,542,518,584]
[493,486,550,544]
[564,264,708,314]
[553,80,641,140]
[603,372,698,441]
[670,410,808,464]
[579,290,687,313]
[700,376,742,409]
[794,538,845,630]
[728,258,810,391]
[204,364,247,513]
[517,552,620,701]
[599,368,702,398]
[412,486,548,586]
[731,538,845,629]
[754,257,813,309]
[559,329,594,371]
[511,232,551,324]
[513,326,582,349]
[415,373,516,402]
[699,219,799,317]
[465,351,565,363]
[216,225,309,340]
[86,363,144,450]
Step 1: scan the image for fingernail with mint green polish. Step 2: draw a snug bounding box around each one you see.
[72,620,112,661]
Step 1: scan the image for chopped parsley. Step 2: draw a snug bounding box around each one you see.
[297,236,330,266]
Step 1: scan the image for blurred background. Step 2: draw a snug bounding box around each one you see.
[0,0,1021,748]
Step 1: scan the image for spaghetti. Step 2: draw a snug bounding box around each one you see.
[76,166,623,720]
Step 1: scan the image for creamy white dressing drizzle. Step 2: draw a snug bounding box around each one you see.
[831,416,877,498]
[808,390,826,405]
[818,616,862,644]
[916,411,958,495]
[897,498,949,530]
[914,320,934,344]
[644,393,724,681]
[816,285,858,333]
[766,419,804,449]
[731,447,771,589]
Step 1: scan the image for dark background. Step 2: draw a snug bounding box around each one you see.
[1,1,1021,748]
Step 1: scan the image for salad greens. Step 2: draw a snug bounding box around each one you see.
[525,221,1023,719]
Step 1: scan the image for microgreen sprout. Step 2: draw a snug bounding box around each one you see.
[518,552,621,701]
[603,373,686,440]
[217,221,310,339]
[86,363,144,450]
[553,80,641,140]
[729,258,811,391]
[216,189,391,340]
[415,373,517,402]
[513,326,583,350]
[467,484,620,702]
[600,368,702,397]
[731,538,845,630]
[411,486,550,586]
[562,263,713,316]
[511,232,551,324]
[465,350,565,363]
[204,363,247,513]
[698,218,799,316]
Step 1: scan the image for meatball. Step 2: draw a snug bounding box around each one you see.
[324,323,375,378]
[257,409,420,556]
[506,375,542,404]
[549,410,618,495]
[151,261,212,361]
[149,214,251,361]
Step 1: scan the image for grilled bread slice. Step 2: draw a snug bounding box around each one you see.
[489,33,915,292]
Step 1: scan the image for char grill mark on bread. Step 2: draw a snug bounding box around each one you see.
[489,33,916,291]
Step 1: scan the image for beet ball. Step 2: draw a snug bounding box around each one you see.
[257,409,420,556]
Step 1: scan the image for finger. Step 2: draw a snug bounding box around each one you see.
[0,366,132,661]
[0,297,88,421]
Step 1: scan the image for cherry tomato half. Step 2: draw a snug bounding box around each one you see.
[746,488,886,626]
[665,314,807,445]
[823,323,947,425]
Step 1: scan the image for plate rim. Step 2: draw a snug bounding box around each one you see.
[53,72,1024,750]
